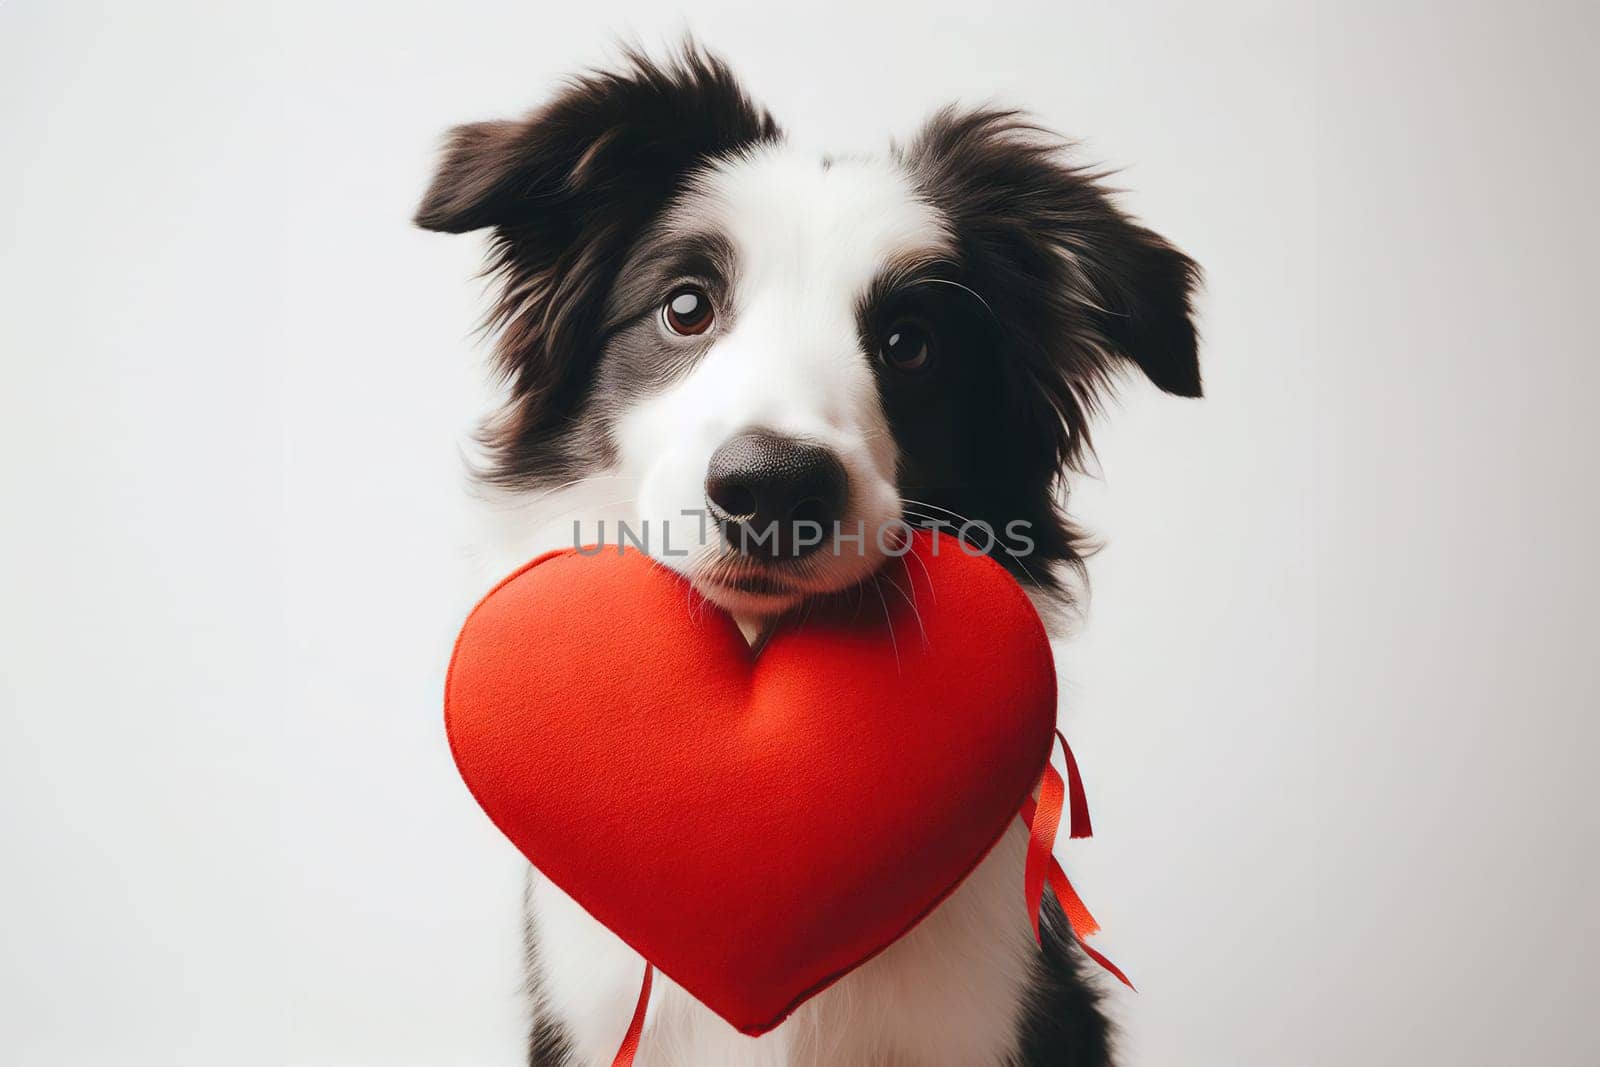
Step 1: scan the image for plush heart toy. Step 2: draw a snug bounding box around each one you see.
[444,533,1067,1039]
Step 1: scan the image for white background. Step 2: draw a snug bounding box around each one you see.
[2,1,1596,1064]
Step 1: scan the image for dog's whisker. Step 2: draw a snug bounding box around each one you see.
[870,575,902,675]
[900,499,1048,590]
[910,276,1000,322]
[899,542,938,604]
[879,570,929,651]
[530,473,642,501]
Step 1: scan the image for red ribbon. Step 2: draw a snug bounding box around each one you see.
[610,961,653,1067]
[1059,729,1093,840]
[1020,731,1134,990]
[1024,761,1065,942]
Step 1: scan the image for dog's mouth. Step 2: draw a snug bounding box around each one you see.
[696,557,806,603]
[679,512,912,618]
[705,569,794,596]
[692,550,866,617]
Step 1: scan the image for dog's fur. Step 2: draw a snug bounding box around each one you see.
[418,45,1200,1067]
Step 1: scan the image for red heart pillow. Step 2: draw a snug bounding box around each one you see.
[445,533,1056,1036]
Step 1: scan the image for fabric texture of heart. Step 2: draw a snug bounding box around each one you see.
[444,533,1057,1036]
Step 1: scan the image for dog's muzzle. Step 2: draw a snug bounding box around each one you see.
[705,430,848,561]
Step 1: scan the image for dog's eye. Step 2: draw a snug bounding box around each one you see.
[879,319,934,373]
[663,286,714,336]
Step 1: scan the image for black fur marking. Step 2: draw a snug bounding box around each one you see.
[414,46,781,487]
[899,108,1202,590]
[526,1015,572,1067]
[857,262,1085,591]
[523,877,576,1066]
[1015,890,1116,1065]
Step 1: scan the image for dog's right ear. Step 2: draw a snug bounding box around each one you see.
[413,119,539,235]
[414,47,779,485]
[415,46,779,238]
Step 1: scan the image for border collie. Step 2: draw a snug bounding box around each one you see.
[416,45,1200,1067]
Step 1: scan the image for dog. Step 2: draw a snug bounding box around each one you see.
[416,44,1200,1067]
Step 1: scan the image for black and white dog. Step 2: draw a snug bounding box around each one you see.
[417,45,1200,1067]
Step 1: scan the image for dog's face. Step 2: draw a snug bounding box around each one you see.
[418,49,1200,617]
[590,151,945,613]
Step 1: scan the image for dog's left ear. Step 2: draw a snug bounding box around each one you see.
[1073,208,1203,399]
[905,108,1202,401]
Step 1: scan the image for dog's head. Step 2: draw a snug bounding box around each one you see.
[417,47,1200,617]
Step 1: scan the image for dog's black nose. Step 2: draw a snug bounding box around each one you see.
[705,431,848,560]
